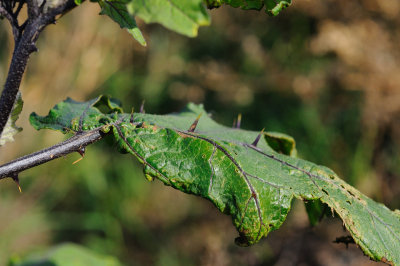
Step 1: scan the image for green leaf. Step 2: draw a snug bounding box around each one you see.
[0,92,23,146]
[9,243,122,266]
[264,131,297,157]
[304,199,328,226]
[264,0,291,16]
[127,0,211,37]
[95,0,290,41]
[30,96,400,265]
[204,0,291,16]
[98,0,146,46]
[29,95,122,133]
[95,0,291,42]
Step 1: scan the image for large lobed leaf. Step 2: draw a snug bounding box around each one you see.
[30,96,400,265]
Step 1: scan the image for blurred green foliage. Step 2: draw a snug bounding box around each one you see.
[9,243,121,266]
[0,1,399,265]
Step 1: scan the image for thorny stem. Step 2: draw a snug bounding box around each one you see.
[0,0,79,137]
[0,127,107,179]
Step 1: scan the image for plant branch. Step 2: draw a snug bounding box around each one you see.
[0,0,79,139]
[27,0,39,18]
[0,2,20,41]
[0,127,108,180]
[14,1,24,18]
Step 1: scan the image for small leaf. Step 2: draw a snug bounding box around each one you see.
[30,96,400,265]
[98,0,146,46]
[0,92,23,146]
[264,0,291,16]
[127,0,211,37]
[204,0,222,9]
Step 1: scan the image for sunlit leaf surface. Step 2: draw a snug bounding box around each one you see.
[30,96,400,264]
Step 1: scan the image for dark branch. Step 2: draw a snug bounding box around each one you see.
[0,5,12,22]
[0,0,79,138]
[14,1,24,18]
[27,0,39,18]
[0,3,20,41]
[0,127,107,180]
[43,0,80,20]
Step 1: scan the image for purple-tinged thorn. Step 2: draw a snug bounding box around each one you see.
[188,113,203,132]
[251,128,265,147]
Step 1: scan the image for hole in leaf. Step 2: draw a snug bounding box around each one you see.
[347,190,356,197]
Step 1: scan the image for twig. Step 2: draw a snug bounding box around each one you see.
[0,0,79,137]
[27,0,39,18]
[14,1,24,18]
[0,3,20,41]
[0,127,107,180]
[0,5,12,22]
